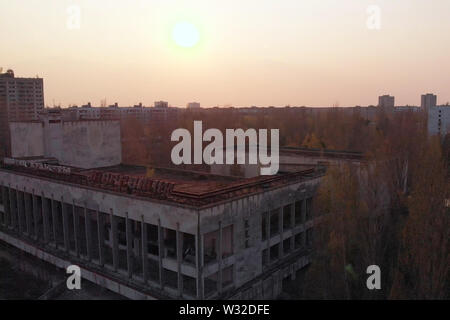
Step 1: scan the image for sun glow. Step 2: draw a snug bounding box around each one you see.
[172,22,200,48]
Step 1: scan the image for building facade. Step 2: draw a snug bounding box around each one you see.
[0,70,44,157]
[421,93,437,110]
[0,160,323,300]
[378,95,395,110]
[428,105,450,136]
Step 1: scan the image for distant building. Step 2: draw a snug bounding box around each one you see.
[421,93,437,110]
[187,102,201,109]
[428,105,450,136]
[154,101,168,108]
[378,95,395,110]
[0,69,44,157]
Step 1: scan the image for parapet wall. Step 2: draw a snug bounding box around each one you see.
[10,122,45,158]
[9,120,122,169]
[60,120,122,168]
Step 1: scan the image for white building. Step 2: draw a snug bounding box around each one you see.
[428,105,450,136]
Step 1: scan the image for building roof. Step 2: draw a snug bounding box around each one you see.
[0,160,324,208]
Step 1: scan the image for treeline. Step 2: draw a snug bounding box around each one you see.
[122,107,449,165]
[300,110,449,299]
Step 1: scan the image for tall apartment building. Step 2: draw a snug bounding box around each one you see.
[0,69,44,157]
[421,93,437,110]
[187,102,201,109]
[428,105,450,136]
[378,95,395,110]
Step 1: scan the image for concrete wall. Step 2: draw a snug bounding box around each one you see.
[9,120,122,169]
[59,121,122,169]
[9,122,44,158]
[43,121,63,160]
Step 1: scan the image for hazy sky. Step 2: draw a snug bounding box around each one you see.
[1,0,450,107]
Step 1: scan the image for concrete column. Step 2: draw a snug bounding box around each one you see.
[0,186,4,226]
[291,264,296,281]
[9,186,16,229]
[279,208,283,258]
[290,203,295,251]
[157,218,163,289]
[176,222,183,296]
[218,221,223,294]
[302,199,307,225]
[41,193,50,243]
[24,191,32,236]
[32,192,39,238]
[3,186,11,227]
[199,233,205,299]
[195,231,201,299]
[125,213,133,278]
[96,209,105,266]
[110,210,119,271]
[84,205,92,261]
[72,202,79,256]
[61,197,70,252]
[16,189,24,234]
[141,216,148,283]
[51,196,58,246]
[266,212,270,263]
[0,186,6,226]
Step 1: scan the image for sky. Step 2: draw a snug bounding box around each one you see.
[1,0,450,108]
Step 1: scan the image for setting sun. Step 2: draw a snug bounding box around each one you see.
[171,22,200,48]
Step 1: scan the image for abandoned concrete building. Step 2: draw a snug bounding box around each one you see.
[0,159,324,300]
[0,116,367,299]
